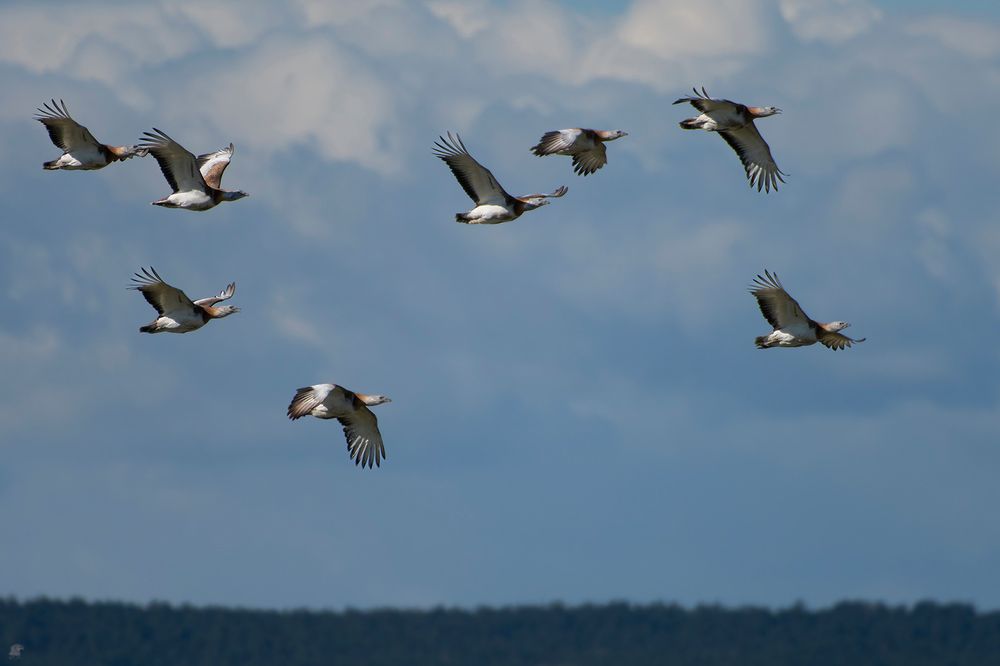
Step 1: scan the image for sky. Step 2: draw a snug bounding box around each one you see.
[1,0,999,612]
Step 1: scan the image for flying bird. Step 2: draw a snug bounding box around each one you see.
[434,132,567,224]
[138,128,248,211]
[35,99,146,170]
[749,270,865,350]
[287,384,392,468]
[130,267,239,334]
[530,128,628,176]
[8,645,23,660]
[674,87,786,192]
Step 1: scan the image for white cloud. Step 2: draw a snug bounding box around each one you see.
[175,34,402,174]
[619,0,772,59]
[780,0,882,44]
[0,4,200,77]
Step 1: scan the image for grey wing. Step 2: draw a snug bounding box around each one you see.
[338,406,385,469]
[129,267,197,315]
[531,129,582,156]
[718,123,787,192]
[433,132,512,206]
[193,281,235,307]
[672,87,739,114]
[749,270,810,329]
[34,99,102,152]
[819,331,866,351]
[139,128,207,193]
[571,142,608,176]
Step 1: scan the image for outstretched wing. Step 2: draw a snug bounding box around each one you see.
[433,132,512,206]
[530,129,583,156]
[338,404,385,469]
[518,185,568,200]
[571,143,607,176]
[129,267,196,316]
[718,123,786,193]
[34,99,102,152]
[193,281,235,307]
[286,384,337,420]
[139,128,207,194]
[818,331,866,351]
[672,87,739,114]
[749,270,811,330]
[197,143,234,189]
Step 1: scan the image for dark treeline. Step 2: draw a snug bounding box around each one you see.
[2,597,999,665]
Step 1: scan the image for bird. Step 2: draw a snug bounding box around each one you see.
[674,87,786,192]
[34,99,147,170]
[8,644,23,660]
[530,128,628,176]
[749,270,865,350]
[434,132,567,224]
[287,384,392,468]
[138,128,248,211]
[129,267,239,334]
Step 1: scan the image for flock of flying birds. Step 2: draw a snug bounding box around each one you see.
[34,88,864,469]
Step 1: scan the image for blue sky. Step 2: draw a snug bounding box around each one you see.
[1,0,999,610]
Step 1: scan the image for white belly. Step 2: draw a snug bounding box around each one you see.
[58,147,108,170]
[768,328,816,347]
[156,311,205,333]
[169,190,216,211]
[464,204,516,224]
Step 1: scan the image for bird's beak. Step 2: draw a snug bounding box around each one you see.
[775,108,783,114]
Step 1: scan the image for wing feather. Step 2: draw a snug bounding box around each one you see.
[129,267,196,316]
[139,128,207,194]
[286,384,335,420]
[818,331,866,351]
[338,406,385,469]
[749,270,811,329]
[34,99,101,152]
[433,132,512,206]
[571,143,608,176]
[193,281,235,307]
[718,123,786,193]
[197,143,234,189]
[530,129,581,156]
[672,87,739,114]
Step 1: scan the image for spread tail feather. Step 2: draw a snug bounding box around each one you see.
[43,160,60,170]
[140,323,157,333]
[679,119,702,130]
[755,336,771,349]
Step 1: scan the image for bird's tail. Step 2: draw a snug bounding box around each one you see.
[679,119,702,130]
[42,159,60,170]
[139,323,157,333]
[455,213,471,224]
[755,336,772,349]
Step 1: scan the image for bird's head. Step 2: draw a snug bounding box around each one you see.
[827,321,850,332]
[752,106,781,117]
[607,130,629,140]
[223,190,250,202]
[361,394,392,406]
[216,305,240,318]
[521,197,551,210]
